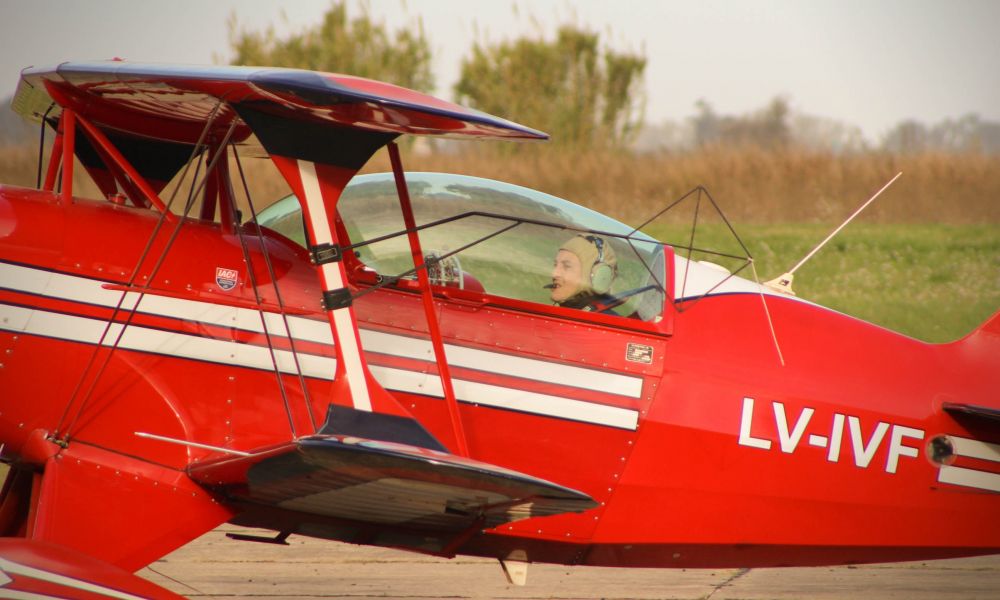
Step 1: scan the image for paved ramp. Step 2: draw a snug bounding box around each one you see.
[140,527,1000,600]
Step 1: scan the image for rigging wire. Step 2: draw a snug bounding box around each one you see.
[627,184,755,313]
[627,182,782,361]
[229,146,310,436]
[750,260,786,367]
[35,103,55,189]
[679,189,703,305]
[61,115,239,441]
[53,100,228,440]
[623,237,672,313]
[233,146,317,432]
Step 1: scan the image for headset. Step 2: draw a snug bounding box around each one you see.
[584,235,615,294]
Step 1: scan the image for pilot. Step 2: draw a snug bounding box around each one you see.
[548,234,618,312]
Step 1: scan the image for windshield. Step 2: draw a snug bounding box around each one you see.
[256,172,666,321]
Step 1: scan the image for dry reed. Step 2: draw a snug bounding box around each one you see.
[2,143,997,226]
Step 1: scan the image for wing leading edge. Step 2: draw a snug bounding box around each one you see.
[13,61,548,144]
[188,434,597,553]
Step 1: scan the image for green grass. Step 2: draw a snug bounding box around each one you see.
[644,223,1000,343]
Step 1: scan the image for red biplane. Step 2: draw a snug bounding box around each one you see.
[0,61,997,596]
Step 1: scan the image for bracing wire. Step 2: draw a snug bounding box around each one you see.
[54,100,228,439]
[750,260,786,366]
[61,113,239,440]
[231,145,313,435]
[35,103,55,189]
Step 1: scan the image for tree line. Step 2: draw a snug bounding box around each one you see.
[228,3,998,155]
[228,2,645,150]
[2,2,995,155]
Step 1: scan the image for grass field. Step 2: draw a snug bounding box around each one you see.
[646,222,999,343]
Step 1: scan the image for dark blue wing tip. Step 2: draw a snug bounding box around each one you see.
[246,68,548,140]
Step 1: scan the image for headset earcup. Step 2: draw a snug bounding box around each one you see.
[590,263,614,294]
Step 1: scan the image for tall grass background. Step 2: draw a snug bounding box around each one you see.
[1,143,997,341]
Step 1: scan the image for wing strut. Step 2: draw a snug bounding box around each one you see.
[40,82,181,216]
[59,109,74,206]
[388,142,470,457]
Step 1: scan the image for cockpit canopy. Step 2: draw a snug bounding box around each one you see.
[256,172,667,322]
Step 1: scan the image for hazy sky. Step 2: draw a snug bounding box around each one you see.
[1,0,997,142]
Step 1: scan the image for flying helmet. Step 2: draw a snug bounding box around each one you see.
[559,234,617,295]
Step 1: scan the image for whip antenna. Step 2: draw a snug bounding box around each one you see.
[765,172,902,295]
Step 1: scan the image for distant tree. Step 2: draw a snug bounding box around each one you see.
[928,114,1000,154]
[690,97,791,149]
[882,120,929,154]
[790,114,867,153]
[882,114,1000,155]
[691,99,719,147]
[755,97,792,147]
[454,25,646,148]
[228,1,434,93]
[973,120,1000,154]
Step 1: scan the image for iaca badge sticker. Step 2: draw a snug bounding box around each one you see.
[215,267,239,291]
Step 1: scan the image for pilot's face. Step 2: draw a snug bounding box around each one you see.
[551,249,583,303]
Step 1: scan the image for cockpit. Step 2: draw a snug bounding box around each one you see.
[256,172,669,323]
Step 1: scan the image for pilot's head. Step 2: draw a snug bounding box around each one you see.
[550,235,617,304]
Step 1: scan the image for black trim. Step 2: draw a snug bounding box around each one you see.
[226,531,291,545]
[943,402,1000,423]
[318,403,447,452]
[73,125,198,183]
[310,243,342,265]
[321,288,352,311]
[234,103,397,169]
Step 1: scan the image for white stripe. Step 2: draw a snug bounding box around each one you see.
[0,557,147,600]
[369,365,638,430]
[298,160,372,411]
[0,261,332,344]
[3,303,637,430]
[333,306,372,411]
[0,261,135,310]
[319,255,345,289]
[297,160,334,245]
[369,364,432,395]
[0,590,64,600]
[0,304,336,380]
[938,465,1000,493]
[446,341,643,398]
[455,378,639,430]
[360,329,643,398]
[2,261,644,398]
[950,436,1000,463]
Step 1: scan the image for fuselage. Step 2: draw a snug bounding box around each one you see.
[1,185,997,568]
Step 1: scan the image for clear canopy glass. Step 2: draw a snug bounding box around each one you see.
[256,172,666,321]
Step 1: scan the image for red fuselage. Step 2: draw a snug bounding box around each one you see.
[1,186,998,569]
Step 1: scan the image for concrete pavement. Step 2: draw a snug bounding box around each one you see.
[139,527,1000,600]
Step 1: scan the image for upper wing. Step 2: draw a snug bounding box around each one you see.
[13,61,548,144]
[11,60,548,197]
